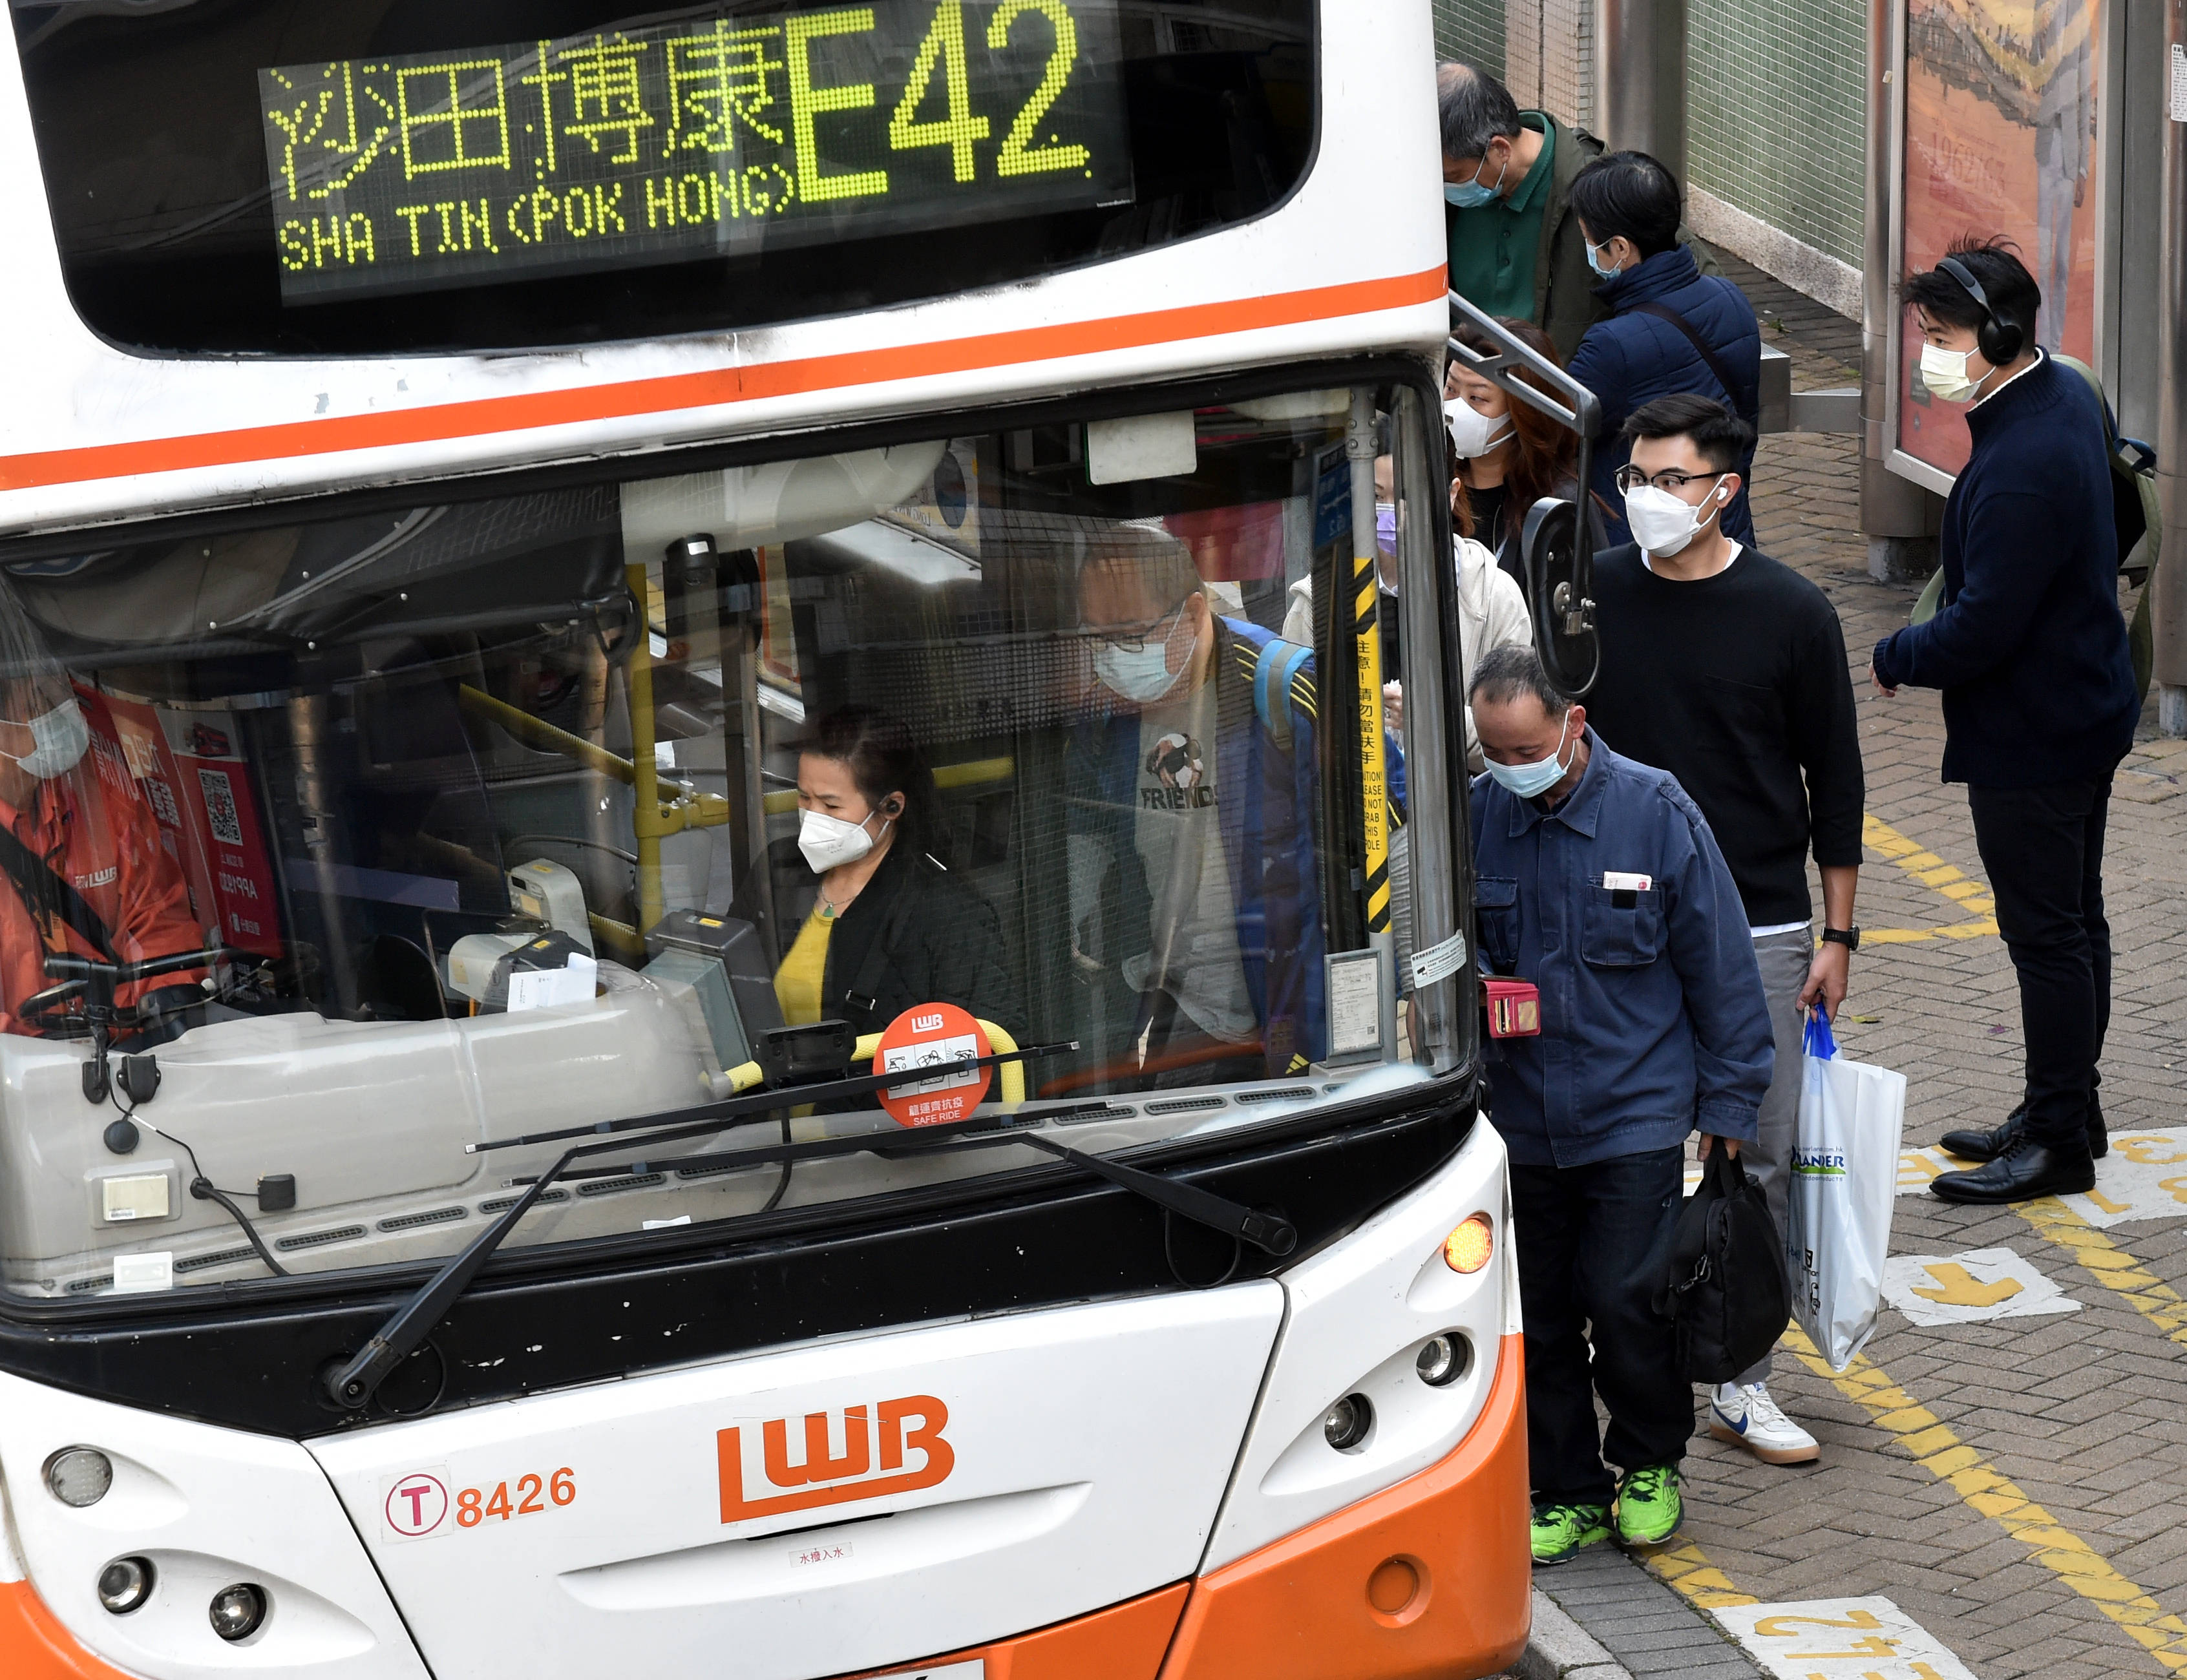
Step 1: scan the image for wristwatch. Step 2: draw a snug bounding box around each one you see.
[1821,926,1861,952]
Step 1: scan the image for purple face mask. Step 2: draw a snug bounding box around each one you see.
[1376,503,1397,561]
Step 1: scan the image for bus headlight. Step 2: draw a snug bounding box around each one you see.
[1416,1332,1472,1387]
[209,1582,267,1642]
[97,1557,153,1615]
[1323,1393,1373,1451]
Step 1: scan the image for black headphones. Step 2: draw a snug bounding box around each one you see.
[1934,255,2025,368]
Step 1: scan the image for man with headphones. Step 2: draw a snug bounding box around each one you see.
[1872,238,2139,1205]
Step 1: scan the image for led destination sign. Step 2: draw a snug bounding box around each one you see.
[259,1,1130,302]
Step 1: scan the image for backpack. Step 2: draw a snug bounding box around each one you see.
[1654,1146,1792,1384]
[1911,354,2160,698]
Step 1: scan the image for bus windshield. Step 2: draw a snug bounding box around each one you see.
[0,379,1453,1302]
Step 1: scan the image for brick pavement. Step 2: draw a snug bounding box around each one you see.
[1646,263,2187,1680]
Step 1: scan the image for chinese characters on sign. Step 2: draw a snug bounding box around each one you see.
[258,0,1130,302]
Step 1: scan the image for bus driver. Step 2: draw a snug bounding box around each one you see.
[0,583,204,1038]
[739,704,1017,1041]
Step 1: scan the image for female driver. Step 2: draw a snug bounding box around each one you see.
[761,704,1017,1040]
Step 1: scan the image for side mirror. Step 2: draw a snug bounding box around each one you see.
[1520,497,1600,697]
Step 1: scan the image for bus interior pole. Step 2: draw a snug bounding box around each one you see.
[1347,390,1399,1059]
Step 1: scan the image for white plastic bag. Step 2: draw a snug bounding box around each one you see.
[1787,1009,1906,1370]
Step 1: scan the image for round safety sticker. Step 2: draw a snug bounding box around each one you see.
[874,1003,993,1128]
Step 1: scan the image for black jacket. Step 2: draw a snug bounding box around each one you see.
[734,838,1021,1040]
[1871,354,2139,786]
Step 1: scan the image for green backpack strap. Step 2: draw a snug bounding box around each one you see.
[2055,353,2159,699]
[2056,353,2162,571]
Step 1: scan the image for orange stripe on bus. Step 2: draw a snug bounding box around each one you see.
[0,266,1448,495]
[0,1579,135,1680]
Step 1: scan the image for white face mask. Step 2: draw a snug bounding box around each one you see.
[1622,477,1729,557]
[798,806,889,874]
[5,698,91,781]
[1919,341,1984,404]
[1444,397,1515,459]
[1092,602,1187,704]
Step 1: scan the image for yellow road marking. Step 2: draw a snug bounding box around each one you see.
[1909,1262,2023,1307]
[1861,812,1999,942]
[1784,1324,2187,1670]
[2013,1196,2187,1343]
[1641,1537,1758,1610]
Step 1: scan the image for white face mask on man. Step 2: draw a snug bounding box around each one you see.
[2,698,91,781]
[1918,341,1985,404]
[1622,476,1730,558]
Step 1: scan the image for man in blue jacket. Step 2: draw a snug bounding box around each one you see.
[1067,541,1326,1083]
[1565,152,1761,547]
[1469,644,1773,1566]
[1872,240,2139,1204]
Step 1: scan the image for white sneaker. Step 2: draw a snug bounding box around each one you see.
[1709,1381,1820,1465]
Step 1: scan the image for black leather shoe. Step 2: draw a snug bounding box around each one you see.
[1929,1135,2096,1204]
[1940,1098,2108,1164]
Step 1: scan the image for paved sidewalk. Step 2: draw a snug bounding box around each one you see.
[1618,263,2187,1680]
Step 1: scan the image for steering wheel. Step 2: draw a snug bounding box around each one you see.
[21,947,248,1040]
[17,977,90,1038]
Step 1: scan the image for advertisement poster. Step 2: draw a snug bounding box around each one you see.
[1898,0,2100,477]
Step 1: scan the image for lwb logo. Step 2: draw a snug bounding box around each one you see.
[717,1394,953,1524]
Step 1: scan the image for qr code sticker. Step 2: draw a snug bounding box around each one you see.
[143,777,180,830]
[197,768,244,845]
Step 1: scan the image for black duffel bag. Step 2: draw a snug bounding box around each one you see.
[1654,1146,1791,1383]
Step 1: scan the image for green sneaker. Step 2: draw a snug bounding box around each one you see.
[1615,1464,1683,1548]
[1530,1502,1612,1565]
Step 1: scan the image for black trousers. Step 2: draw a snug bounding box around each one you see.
[1967,772,2117,1149]
[1510,1147,1691,1508]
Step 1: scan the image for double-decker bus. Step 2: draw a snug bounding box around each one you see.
[0,3,1530,1677]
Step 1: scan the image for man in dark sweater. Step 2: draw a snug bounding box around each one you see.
[1584,393,1864,1469]
[1872,241,2138,1204]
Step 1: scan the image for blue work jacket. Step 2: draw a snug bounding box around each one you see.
[1470,731,1772,1168]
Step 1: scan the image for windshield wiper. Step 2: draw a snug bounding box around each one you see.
[327,1042,1076,1411]
[560,1117,1300,1257]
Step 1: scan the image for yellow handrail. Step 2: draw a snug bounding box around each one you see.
[761,755,1015,815]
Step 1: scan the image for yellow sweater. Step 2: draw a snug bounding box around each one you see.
[772,903,836,1027]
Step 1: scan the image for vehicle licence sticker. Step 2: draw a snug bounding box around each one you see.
[1408,930,1467,990]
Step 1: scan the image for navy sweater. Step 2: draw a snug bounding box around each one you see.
[1566,246,1761,547]
[1871,354,2137,786]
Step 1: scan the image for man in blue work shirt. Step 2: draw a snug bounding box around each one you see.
[1467,645,1773,1567]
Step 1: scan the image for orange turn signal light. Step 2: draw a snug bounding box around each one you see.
[1442,1215,1494,1274]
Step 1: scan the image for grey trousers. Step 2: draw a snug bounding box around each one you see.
[1733,927,1815,1387]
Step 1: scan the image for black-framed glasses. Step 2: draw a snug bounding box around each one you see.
[1614,466,1720,494]
[1085,598,1187,651]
